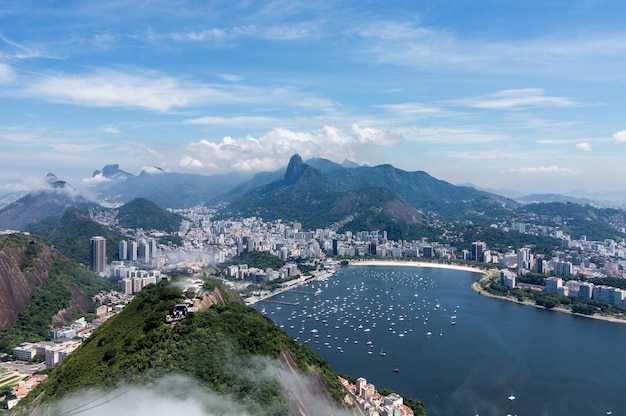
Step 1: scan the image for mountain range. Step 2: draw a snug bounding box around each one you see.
[2,155,626,244]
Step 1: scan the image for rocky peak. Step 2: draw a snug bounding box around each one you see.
[283,154,319,185]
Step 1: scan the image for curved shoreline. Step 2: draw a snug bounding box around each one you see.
[348,259,626,325]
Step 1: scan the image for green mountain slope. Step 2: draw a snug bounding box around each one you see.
[18,283,353,416]
[221,155,427,231]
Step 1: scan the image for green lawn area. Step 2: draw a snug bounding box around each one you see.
[0,373,26,388]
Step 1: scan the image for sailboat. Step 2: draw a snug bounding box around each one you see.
[379,348,387,357]
[507,391,516,401]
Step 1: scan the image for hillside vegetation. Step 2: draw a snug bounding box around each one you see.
[116,198,185,232]
[27,207,125,266]
[224,250,286,270]
[18,283,351,415]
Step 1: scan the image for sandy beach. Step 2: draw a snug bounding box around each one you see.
[348,259,484,274]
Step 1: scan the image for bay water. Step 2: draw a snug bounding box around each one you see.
[254,265,626,415]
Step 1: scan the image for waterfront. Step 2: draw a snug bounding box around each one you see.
[253,264,626,416]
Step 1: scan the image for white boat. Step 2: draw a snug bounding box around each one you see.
[451,315,457,325]
[507,391,516,401]
[379,348,387,356]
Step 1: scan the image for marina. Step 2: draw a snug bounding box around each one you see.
[253,264,626,416]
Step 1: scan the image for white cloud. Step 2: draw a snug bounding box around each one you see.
[82,173,112,186]
[576,142,592,151]
[218,74,244,82]
[183,124,398,173]
[102,125,121,134]
[179,156,203,169]
[361,20,626,80]
[405,126,504,144]
[451,89,579,110]
[0,176,49,192]
[376,102,453,118]
[613,130,626,144]
[506,166,576,174]
[20,69,333,112]
[0,63,15,84]
[168,24,311,43]
[183,116,279,127]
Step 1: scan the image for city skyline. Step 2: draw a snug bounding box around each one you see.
[1,1,626,195]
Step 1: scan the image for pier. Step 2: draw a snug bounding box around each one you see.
[258,299,300,306]
[290,290,320,296]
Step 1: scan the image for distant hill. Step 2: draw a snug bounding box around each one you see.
[116,198,185,233]
[0,234,113,349]
[0,189,95,231]
[515,193,595,206]
[92,170,254,208]
[27,207,125,266]
[91,163,135,181]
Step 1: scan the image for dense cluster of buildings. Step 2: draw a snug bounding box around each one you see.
[224,262,300,282]
[339,376,414,415]
[544,276,626,306]
[12,339,81,369]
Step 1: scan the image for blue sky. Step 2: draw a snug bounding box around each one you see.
[1,0,625,195]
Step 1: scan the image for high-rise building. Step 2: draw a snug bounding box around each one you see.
[471,241,486,262]
[138,239,149,263]
[119,240,128,261]
[517,247,531,270]
[129,241,138,262]
[149,239,158,258]
[90,236,106,273]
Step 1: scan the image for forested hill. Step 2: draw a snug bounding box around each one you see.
[116,197,185,232]
[15,282,389,416]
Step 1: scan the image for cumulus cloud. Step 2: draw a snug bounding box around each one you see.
[182,124,398,172]
[451,88,579,110]
[506,165,575,174]
[82,173,112,186]
[0,176,49,193]
[576,142,592,151]
[179,156,204,168]
[613,130,626,144]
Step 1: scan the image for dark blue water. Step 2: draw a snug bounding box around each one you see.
[254,265,626,416]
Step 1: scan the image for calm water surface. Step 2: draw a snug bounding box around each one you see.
[254,265,626,416]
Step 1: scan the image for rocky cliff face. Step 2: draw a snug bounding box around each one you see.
[0,236,93,331]
[0,239,52,330]
[197,286,245,311]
